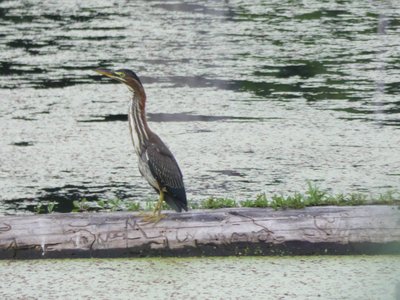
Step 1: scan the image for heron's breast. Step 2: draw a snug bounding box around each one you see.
[128,113,142,155]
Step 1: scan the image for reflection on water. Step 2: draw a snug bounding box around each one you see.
[0,0,399,213]
[79,112,266,123]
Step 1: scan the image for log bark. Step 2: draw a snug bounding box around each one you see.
[0,206,399,259]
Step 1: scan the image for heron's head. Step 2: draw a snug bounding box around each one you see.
[95,68,144,93]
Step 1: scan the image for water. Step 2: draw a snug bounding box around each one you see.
[0,256,399,299]
[0,0,399,213]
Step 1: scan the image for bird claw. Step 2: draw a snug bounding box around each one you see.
[140,212,166,223]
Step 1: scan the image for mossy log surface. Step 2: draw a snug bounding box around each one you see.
[0,206,399,259]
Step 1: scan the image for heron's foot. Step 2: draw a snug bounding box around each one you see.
[140,191,166,223]
[141,212,166,223]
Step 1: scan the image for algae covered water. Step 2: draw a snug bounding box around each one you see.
[0,1,399,213]
[0,256,399,299]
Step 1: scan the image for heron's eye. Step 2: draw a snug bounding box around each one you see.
[115,72,125,78]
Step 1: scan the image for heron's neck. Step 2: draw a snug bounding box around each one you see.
[128,93,151,154]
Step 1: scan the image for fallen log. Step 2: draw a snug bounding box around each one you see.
[0,205,399,259]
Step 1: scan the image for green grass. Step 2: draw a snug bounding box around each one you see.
[200,197,237,209]
[239,193,269,208]
[34,201,58,214]
[240,183,399,210]
[36,183,399,214]
[203,182,399,210]
[71,198,141,212]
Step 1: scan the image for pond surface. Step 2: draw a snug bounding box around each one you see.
[0,0,399,213]
[0,256,399,299]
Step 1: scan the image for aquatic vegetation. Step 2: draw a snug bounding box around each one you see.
[200,197,237,209]
[143,199,169,211]
[239,183,399,210]
[46,202,57,213]
[34,201,57,214]
[72,198,143,212]
[33,183,399,214]
[268,193,306,210]
[240,193,269,208]
[72,198,91,212]
[127,202,141,212]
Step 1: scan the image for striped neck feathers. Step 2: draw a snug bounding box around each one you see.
[129,93,151,150]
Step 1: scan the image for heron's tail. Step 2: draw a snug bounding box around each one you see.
[164,187,188,212]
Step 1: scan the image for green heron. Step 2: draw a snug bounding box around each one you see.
[95,68,187,221]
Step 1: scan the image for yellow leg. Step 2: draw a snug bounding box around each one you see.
[153,190,165,216]
[142,190,166,223]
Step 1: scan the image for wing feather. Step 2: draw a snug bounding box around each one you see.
[145,140,187,211]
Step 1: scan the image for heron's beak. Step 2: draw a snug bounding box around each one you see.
[95,68,126,82]
[95,68,112,75]
[95,68,115,78]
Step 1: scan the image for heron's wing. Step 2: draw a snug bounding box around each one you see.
[145,142,184,189]
[145,141,187,211]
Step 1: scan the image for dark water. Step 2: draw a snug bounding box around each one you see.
[1,0,399,213]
